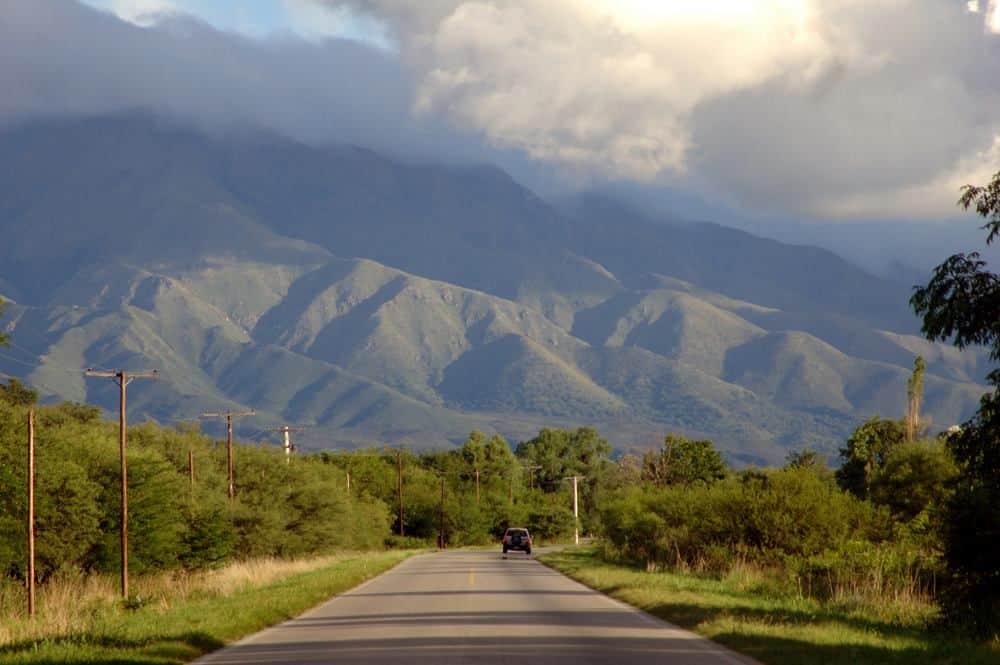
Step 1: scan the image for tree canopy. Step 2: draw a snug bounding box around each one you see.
[836,416,905,500]
[641,433,727,487]
[911,170,1000,635]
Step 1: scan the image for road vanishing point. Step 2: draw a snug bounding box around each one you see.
[194,550,758,664]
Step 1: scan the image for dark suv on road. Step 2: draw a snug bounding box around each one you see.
[502,528,532,555]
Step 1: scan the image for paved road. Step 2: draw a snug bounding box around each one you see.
[194,550,758,664]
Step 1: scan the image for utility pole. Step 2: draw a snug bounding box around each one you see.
[201,410,255,500]
[396,449,405,537]
[26,409,35,617]
[564,476,583,545]
[85,368,158,598]
[573,476,579,545]
[524,465,542,490]
[439,475,446,549]
[188,450,195,486]
[475,467,480,505]
[266,425,307,463]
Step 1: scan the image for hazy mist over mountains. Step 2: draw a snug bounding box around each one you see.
[0,115,990,463]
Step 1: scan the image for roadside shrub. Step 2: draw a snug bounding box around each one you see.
[526,494,576,542]
[795,539,941,609]
[0,399,399,586]
[600,467,878,572]
[870,439,957,523]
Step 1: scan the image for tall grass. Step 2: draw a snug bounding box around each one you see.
[540,548,999,665]
[0,553,372,648]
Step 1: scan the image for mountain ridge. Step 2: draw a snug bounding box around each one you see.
[0,114,989,462]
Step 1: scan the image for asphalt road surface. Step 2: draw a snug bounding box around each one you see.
[194,550,758,664]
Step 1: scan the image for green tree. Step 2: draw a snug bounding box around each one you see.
[869,440,957,523]
[641,433,727,487]
[0,378,37,407]
[516,428,612,533]
[836,417,905,500]
[911,172,1000,634]
[784,448,822,470]
[461,430,487,471]
[612,452,643,487]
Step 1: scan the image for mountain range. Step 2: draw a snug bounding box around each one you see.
[0,114,989,464]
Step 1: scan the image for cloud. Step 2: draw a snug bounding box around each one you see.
[109,0,177,26]
[0,0,496,167]
[321,0,1000,217]
[4,0,1000,220]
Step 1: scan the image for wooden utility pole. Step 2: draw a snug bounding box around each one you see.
[346,471,351,492]
[188,450,195,485]
[524,465,542,491]
[475,467,480,505]
[439,475,446,549]
[85,368,158,598]
[396,450,404,537]
[26,409,35,617]
[201,410,255,500]
[266,425,307,463]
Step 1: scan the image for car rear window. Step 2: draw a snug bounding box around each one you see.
[507,529,527,536]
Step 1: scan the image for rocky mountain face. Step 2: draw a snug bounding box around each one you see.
[0,115,989,463]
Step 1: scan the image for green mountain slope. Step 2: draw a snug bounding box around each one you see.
[0,115,990,463]
[573,289,766,376]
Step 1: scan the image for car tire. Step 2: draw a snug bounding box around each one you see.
[526,547,532,555]
[503,546,508,554]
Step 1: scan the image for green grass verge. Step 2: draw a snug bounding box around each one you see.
[1,550,416,665]
[538,548,1000,665]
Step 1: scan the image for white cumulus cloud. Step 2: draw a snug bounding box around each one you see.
[322,0,1000,217]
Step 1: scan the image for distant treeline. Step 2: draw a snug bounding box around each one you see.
[0,382,612,581]
[0,386,390,581]
[0,378,990,636]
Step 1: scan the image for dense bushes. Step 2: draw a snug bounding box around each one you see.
[598,463,947,607]
[0,394,594,587]
[2,382,983,632]
[601,468,880,571]
[597,429,966,620]
[319,430,590,547]
[0,399,390,581]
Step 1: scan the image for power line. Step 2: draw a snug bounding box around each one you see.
[0,349,42,369]
[0,369,64,399]
[0,342,110,377]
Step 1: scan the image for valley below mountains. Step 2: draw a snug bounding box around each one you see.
[0,115,990,464]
